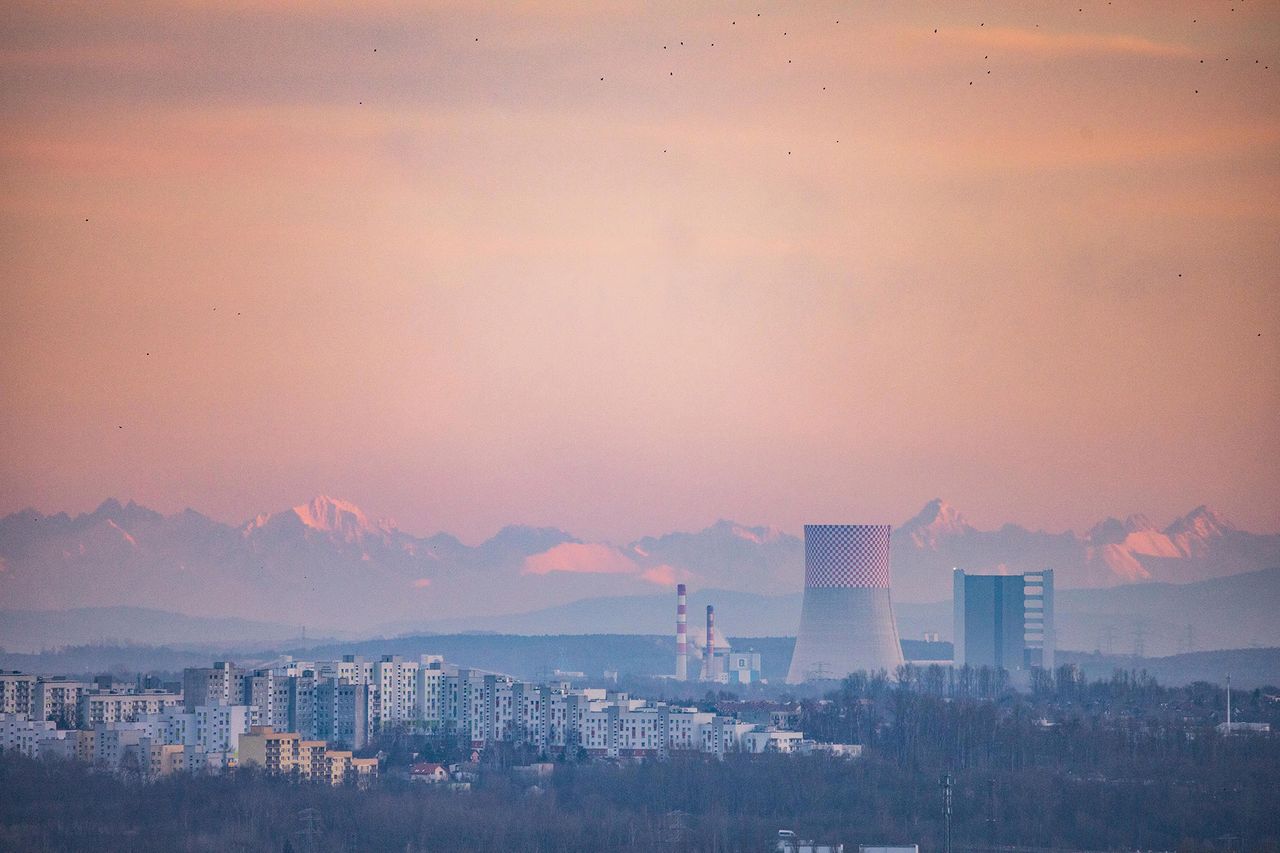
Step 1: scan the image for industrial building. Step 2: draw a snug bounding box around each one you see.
[787,524,905,683]
[671,587,764,684]
[952,569,1055,670]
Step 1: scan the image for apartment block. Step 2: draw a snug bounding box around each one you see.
[0,672,37,717]
[183,661,244,712]
[0,713,60,757]
[238,725,301,775]
[33,679,89,725]
[78,691,182,728]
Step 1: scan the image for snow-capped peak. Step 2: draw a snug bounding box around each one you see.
[721,521,784,544]
[901,499,973,549]
[293,495,374,534]
[1123,513,1157,533]
[1167,505,1234,536]
[246,495,391,544]
[1165,506,1235,557]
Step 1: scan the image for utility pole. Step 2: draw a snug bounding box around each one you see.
[940,773,953,853]
[663,810,689,850]
[296,807,321,853]
[987,777,997,848]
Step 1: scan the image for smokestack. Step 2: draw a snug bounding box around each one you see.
[705,605,716,681]
[676,584,688,681]
[787,524,904,683]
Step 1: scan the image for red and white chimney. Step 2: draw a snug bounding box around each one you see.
[675,584,688,681]
[705,605,717,681]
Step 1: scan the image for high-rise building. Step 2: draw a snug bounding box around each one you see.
[375,655,420,726]
[182,662,243,712]
[786,524,904,683]
[287,672,318,738]
[315,679,374,749]
[953,569,1054,670]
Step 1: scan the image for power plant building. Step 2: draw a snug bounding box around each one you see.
[786,524,905,683]
[952,569,1054,670]
[672,589,762,683]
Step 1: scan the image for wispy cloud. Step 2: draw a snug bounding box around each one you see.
[947,26,1194,58]
[639,564,690,587]
[522,542,637,576]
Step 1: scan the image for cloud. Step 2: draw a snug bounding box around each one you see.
[0,43,175,72]
[639,564,690,587]
[950,26,1194,59]
[412,577,431,588]
[521,542,637,576]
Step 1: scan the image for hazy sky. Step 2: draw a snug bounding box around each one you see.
[2,1,1277,543]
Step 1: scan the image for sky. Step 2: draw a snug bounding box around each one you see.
[1,1,1277,544]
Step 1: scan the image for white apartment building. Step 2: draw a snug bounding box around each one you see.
[183,662,243,712]
[320,655,375,685]
[33,679,89,724]
[0,672,37,717]
[93,721,151,768]
[244,670,292,729]
[0,713,61,757]
[146,704,249,756]
[742,729,806,753]
[90,705,249,773]
[161,657,828,764]
[78,691,182,728]
[417,663,445,726]
[374,656,420,725]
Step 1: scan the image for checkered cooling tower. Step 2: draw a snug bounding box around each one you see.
[803,524,892,589]
[787,523,903,683]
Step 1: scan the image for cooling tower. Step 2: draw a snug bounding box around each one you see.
[786,524,904,683]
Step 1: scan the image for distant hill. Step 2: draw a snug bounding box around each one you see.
[3,568,1276,661]
[1061,647,1280,689]
[0,606,309,654]
[4,634,1274,691]
[392,568,1280,659]
[2,496,1277,631]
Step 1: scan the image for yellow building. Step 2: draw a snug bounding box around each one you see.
[145,742,186,778]
[71,729,96,764]
[350,756,378,788]
[320,749,352,786]
[236,726,299,775]
[297,740,328,782]
[236,726,377,787]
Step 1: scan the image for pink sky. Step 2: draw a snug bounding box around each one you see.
[1,1,1277,543]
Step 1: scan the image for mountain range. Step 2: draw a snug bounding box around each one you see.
[1,495,1276,632]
